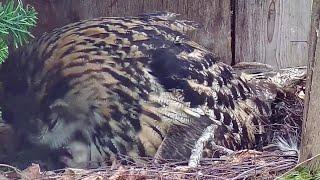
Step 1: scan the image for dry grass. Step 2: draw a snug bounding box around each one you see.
[0,150,297,180]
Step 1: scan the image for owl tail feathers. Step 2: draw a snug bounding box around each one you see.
[154,115,213,162]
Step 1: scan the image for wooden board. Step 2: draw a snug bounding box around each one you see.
[234,0,312,69]
[300,0,320,171]
[22,0,233,64]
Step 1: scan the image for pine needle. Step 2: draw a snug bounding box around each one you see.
[0,0,37,63]
[0,39,8,64]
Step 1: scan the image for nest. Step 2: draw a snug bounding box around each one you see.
[1,150,297,180]
[0,64,305,179]
[267,83,304,148]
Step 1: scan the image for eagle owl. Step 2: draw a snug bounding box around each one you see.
[0,12,271,169]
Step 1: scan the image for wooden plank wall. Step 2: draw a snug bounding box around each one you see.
[16,0,313,68]
[21,0,233,64]
[234,0,312,69]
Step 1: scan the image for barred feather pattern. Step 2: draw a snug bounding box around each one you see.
[0,12,270,168]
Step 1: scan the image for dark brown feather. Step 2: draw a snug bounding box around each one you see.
[0,13,270,169]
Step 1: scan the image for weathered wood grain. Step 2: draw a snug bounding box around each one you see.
[300,0,320,171]
[21,0,232,64]
[235,0,312,68]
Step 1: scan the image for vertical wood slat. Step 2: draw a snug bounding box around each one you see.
[300,0,320,171]
[235,0,312,69]
[22,0,232,64]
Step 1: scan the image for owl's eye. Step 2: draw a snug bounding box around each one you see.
[48,113,59,130]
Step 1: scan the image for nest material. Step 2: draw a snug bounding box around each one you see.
[0,150,297,180]
[0,63,306,179]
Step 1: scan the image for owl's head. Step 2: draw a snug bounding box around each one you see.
[1,64,93,152]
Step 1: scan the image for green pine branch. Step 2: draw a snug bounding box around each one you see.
[0,39,8,64]
[0,0,38,64]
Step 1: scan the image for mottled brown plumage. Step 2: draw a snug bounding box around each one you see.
[0,12,270,169]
